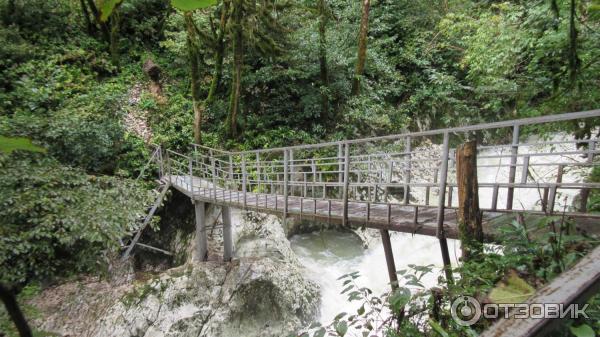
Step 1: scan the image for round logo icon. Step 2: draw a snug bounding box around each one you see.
[451,296,482,326]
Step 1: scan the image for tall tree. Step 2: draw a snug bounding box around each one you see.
[184,12,205,144]
[317,0,330,118]
[568,0,580,86]
[351,0,370,96]
[206,0,230,104]
[227,0,243,138]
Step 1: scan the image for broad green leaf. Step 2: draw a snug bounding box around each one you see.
[388,287,411,314]
[488,271,534,304]
[171,0,217,11]
[569,324,594,337]
[335,321,348,337]
[0,136,46,154]
[357,304,365,315]
[428,319,449,337]
[333,312,346,321]
[99,0,124,22]
[313,327,325,337]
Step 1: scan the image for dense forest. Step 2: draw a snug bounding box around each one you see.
[1,0,600,336]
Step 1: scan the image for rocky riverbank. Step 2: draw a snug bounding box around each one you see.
[29,204,319,337]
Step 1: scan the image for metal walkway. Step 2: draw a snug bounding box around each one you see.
[159,110,599,237]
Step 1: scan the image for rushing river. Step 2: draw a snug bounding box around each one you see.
[289,133,590,325]
[290,230,460,324]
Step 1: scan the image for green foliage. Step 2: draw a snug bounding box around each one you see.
[0,136,46,154]
[588,166,600,212]
[0,154,154,285]
[100,0,125,21]
[171,0,217,11]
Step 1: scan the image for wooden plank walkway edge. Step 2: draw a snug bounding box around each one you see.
[481,245,600,337]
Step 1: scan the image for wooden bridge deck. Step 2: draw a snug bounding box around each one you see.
[168,175,463,238]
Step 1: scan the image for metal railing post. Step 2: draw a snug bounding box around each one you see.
[507,124,520,210]
[242,154,247,208]
[188,156,193,195]
[256,152,261,192]
[228,154,234,188]
[338,144,343,186]
[283,150,289,225]
[166,151,172,184]
[158,146,164,179]
[404,136,411,205]
[436,132,453,283]
[342,143,350,226]
[209,150,217,201]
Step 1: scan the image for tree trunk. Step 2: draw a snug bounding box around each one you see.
[109,13,120,69]
[550,0,560,18]
[318,0,330,119]
[206,0,230,104]
[4,0,16,24]
[228,0,243,138]
[351,0,370,96]
[185,12,204,144]
[456,140,483,261]
[86,0,110,42]
[79,0,95,35]
[0,284,32,337]
[568,0,580,86]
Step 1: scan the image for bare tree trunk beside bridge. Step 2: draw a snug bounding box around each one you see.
[456,140,483,261]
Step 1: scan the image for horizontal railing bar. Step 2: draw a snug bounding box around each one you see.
[189,109,600,155]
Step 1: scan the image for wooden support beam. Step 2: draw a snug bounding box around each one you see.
[194,201,208,261]
[456,140,483,260]
[135,242,173,256]
[436,132,453,283]
[222,206,233,262]
[121,182,170,261]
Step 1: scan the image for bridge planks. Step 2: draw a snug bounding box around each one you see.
[168,175,461,238]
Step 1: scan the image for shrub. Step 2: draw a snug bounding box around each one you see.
[0,154,154,286]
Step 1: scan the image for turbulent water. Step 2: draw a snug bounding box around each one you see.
[289,133,591,325]
[290,230,460,324]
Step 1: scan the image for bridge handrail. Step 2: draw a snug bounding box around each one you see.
[190,109,600,155]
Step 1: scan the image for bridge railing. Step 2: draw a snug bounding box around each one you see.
[163,110,600,224]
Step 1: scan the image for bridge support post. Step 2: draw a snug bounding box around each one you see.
[222,206,233,262]
[436,132,453,284]
[194,201,208,262]
[380,229,399,290]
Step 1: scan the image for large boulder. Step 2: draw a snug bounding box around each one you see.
[30,208,319,337]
